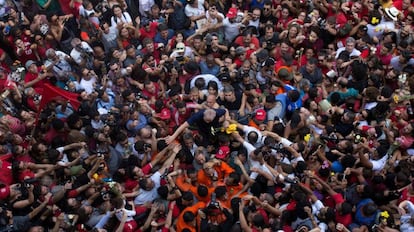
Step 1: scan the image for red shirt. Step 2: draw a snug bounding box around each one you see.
[24,68,48,94]
[142,82,160,99]
[0,158,13,185]
[139,22,158,41]
[17,42,38,64]
[234,36,260,50]
[141,45,162,63]
[375,45,393,66]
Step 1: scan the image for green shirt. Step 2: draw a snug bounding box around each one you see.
[36,0,61,14]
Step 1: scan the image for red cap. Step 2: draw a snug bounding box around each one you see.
[226,8,238,19]
[215,146,230,159]
[0,186,10,200]
[159,108,171,120]
[255,109,266,121]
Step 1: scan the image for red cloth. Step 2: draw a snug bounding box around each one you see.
[39,84,80,111]
[0,159,13,185]
[24,69,48,94]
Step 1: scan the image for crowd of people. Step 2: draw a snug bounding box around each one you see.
[0,0,414,231]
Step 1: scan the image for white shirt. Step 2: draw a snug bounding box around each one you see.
[242,141,272,180]
[242,125,264,148]
[370,153,388,172]
[79,77,96,94]
[115,206,136,222]
[205,11,224,25]
[44,51,72,79]
[185,0,205,18]
[335,47,361,59]
[110,12,132,27]
[101,26,119,53]
[139,0,154,18]
[169,46,195,61]
[367,19,395,40]
[134,171,161,205]
[190,74,223,91]
[222,18,240,43]
[70,42,93,65]
[56,147,69,166]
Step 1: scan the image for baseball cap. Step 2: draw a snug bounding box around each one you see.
[159,108,171,120]
[255,109,266,121]
[215,146,230,159]
[176,42,185,52]
[25,60,36,69]
[226,8,238,19]
[0,186,10,200]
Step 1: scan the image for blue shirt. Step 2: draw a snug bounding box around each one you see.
[154,29,175,46]
[200,61,220,76]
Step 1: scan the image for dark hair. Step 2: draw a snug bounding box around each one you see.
[138,178,150,191]
[157,185,169,199]
[197,185,208,197]
[207,81,218,91]
[157,23,168,31]
[341,202,353,215]
[252,213,266,229]
[183,211,195,222]
[182,191,194,201]
[228,172,241,185]
[215,186,227,199]
[247,131,259,144]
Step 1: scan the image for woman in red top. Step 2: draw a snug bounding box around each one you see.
[275,6,293,31]
[116,24,140,50]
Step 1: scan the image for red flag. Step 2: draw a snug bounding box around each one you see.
[39,83,80,111]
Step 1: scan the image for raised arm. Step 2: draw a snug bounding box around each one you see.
[239,200,253,232]
[166,122,189,144]
[309,171,337,197]
[28,193,51,219]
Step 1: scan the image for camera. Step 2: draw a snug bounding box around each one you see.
[320,134,338,143]
[208,193,220,209]
[97,163,105,172]
[135,92,148,101]
[0,13,9,22]
[284,177,298,184]
[33,94,41,104]
[24,178,38,185]
[265,40,275,50]
[143,143,151,150]
[354,134,362,144]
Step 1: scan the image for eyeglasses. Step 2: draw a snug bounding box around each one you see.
[263,7,271,11]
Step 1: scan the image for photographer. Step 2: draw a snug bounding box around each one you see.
[200,190,234,231]
[259,25,279,52]
[0,192,52,232]
[69,38,94,70]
